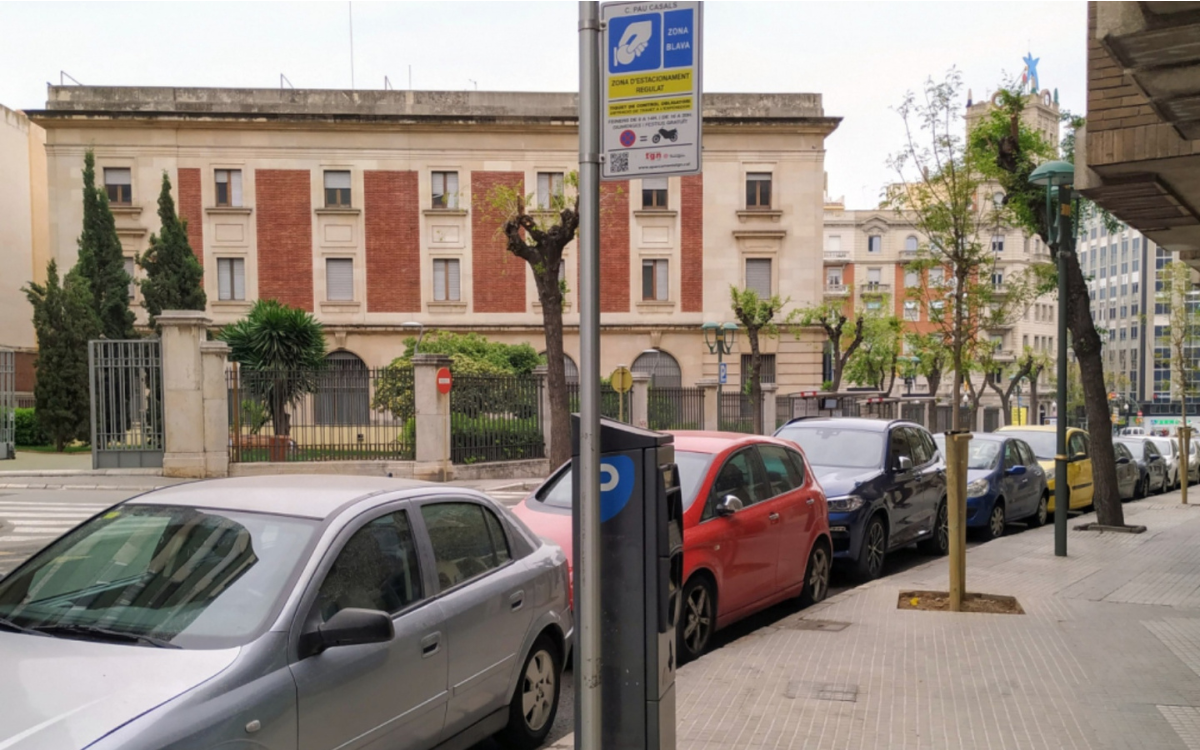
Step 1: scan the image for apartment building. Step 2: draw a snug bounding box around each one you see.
[21,86,840,392]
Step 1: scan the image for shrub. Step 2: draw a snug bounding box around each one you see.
[451,415,543,464]
[15,408,51,447]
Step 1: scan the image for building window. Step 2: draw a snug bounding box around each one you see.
[992,270,1003,287]
[904,270,919,288]
[827,268,843,287]
[432,258,461,302]
[827,235,841,252]
[104,168,132,205]
[215,169,243,207]
[929,267,944,285]
[632,349,682,388]
[324,171,352,208]
[124,257,136,300]
[745,258,772,298]
[866,267,882,288]
[740,354,776,385]
[642,258,669,301]
[930,300,945,321]
[217,257,245,301]
[991,234,1005,253]
[903,300,919,321]
[431,171,459,209]
[642,177,668,209]
[537,172,564,210]
[325,258,354,301]
[315,351,369,426]
[992,191,1005,208]
[905,235,919,252]
[745,172,772,209]
[866,299,882,311]
[868,235,882,253]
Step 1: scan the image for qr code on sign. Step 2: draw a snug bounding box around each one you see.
[609,151,629,173]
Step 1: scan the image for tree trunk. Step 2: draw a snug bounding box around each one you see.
[1028,376,1040,425]
[534,271,571,469]
[748,327,763,435]
[1064,251,1125,526]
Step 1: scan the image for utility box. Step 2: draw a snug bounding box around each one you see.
[572,416,682,750]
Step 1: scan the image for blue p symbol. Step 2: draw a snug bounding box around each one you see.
[600,455,635,523]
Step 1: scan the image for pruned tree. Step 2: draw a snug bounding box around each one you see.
[139,172,206,330]
[1157,261,1200,502]
[731,287,792,434]
[983,349,1037,425]
[797,301,866,393]
[23,261,102,451]
[489,174,579,468]
[844,306,904,394]
[76,150,136,341]
[906,331,949,398]
[971,82,1127,527]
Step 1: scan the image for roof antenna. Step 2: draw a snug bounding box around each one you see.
[469,79,478,91]
[280,73,294,89]
[384,75,393,91]
[60,71,83,86]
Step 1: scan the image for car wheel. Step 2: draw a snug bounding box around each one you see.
[677,576,715,663]
[799,540,831,607]
[497,635,560,750]
[1027,492,1048,527]
[985,500,1006,541]
[919,501,950,556]
[854,515,888,581]
[1135,475,1147,499]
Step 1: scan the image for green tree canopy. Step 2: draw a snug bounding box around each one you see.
[76,150,136,341]
[139,172,206,329]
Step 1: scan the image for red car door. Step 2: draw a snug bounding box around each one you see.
[755,444,813,594]
[701,447,780,618]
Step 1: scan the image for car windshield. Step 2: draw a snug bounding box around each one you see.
[1115,439,1145,458]
[0,504,317,649]
[1001,431,1056,461]
[968,442,1002,470]
[1150,438,1174,456]
[775,426,884,470]
[539,450,714,513]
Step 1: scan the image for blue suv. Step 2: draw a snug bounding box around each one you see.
[775,417,948,580]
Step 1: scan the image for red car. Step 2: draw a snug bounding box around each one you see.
[512,431,832,661]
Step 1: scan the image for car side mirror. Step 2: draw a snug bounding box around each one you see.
[300,608,394,658]
[1005,465,1027,476]
[1071,452,1088,462]
[1117,456,1130,465]
[715,495,744,517]
[895,456,914,473]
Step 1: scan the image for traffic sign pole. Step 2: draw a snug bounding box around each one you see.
[577,4,603,749]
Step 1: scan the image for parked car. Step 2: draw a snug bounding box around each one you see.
[1183,438,1200,485]
[932,433,1049,539]
[1113,441,1143,499]
[1119,427,1146,436]
[513,432,832,663]
[996,426,1094,512]
[0,476,572,750]
[1149,436,1183,490]
[774,417,948,581]
[1115,436,1169,497]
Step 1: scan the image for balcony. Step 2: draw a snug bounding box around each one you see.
[860,282,892,296]
[899,249,919,260]
[824,249,850,263]
[992,349,1016,362]
[823,284,848,297]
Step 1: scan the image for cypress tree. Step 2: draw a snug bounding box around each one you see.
[24,261,102,451]
[77,150,136,340]
[139,172,206,330]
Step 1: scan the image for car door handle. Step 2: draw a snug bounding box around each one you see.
[806,498,815,505]
[768,512,781,522]
[509,591,525,611]
[420,632,441,658]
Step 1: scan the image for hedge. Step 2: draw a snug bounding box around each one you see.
[15,408,51,447]
[451,415,544,464]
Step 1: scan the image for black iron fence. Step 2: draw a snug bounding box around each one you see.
[720,391,755,433]
[89,339,164,469]
[227,365,415,463]
[450,375,544,464]
[567,383,631,422]
[648,387,705,431]
[983,406,1001,433]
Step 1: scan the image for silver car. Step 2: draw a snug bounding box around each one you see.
[0,476,572,750]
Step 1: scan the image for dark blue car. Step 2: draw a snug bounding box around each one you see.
[775,418,948,581]
[934,433,1049,539]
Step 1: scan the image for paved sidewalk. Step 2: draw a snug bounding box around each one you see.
[556,491,1200,749]
[1,450,93,473]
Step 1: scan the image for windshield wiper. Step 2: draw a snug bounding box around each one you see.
[0,615,44,636]
[33,623,181,649]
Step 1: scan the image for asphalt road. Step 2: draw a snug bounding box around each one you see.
[0,485,1018,749]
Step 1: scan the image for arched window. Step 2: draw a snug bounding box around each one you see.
[904,235,919,252]
[316,350,369,425]
[539,352,579,383]
[993,191,1005,208]
[632,349,682,388]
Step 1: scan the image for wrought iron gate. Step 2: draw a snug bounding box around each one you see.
[0,348,13,460]
[89,340,164,469]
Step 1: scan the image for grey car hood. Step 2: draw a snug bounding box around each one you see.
[0,632,239,750]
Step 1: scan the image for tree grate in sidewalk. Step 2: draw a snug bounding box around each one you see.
[782,618,851,632]
[784,681,860,702]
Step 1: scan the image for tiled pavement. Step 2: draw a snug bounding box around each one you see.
[553,492,1200,749]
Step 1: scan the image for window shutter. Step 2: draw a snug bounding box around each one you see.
[231,171,243,207]
[643,177,667,191]
[656,259,669,300]
[105,168,131,186]
[326,258,354,301]
[433,260,446,301]
[745,258,772,298]
[218,258,232,300]
[446,172,459,209]
[325,171,351,189]
[448,259,460,301]
[537,173,550,207]
[232,258,245,300]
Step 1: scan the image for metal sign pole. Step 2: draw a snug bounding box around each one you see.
[577,3,603,749]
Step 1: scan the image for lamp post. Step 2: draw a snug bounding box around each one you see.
[1029,159,1076,558]
[401,321,425,355]
[703,322,738,422]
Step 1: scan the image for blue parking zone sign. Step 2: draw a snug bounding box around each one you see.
[718,362,728,385]
[607,12,662,74]
[599,454,635,523]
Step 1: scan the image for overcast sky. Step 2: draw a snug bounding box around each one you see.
[0,1,1086,208]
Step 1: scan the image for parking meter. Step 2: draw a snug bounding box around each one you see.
[572,416,682,750]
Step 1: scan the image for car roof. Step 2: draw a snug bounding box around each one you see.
[998,425,1084,434]
[777,417,908,433]
[125,475,441,520]
[669,431,799,454]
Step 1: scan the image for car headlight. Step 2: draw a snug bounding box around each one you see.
[827,495,865,512]
[967,478,991,498]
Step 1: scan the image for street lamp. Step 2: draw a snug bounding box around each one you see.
[401,321,425,355]
[703,321,738,411]
[1029,158,1076,558]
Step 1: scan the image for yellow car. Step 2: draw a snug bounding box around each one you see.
[996,425,1094,512]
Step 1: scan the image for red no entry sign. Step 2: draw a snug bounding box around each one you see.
[436,367,453,395]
